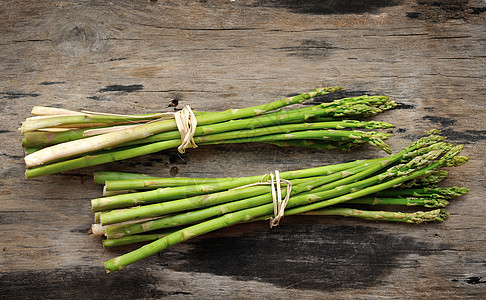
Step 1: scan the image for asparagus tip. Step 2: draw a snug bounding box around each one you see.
[412,209,449,223]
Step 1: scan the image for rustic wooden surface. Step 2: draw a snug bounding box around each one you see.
[1,0,485,298]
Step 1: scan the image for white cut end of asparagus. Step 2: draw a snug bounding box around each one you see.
[91,223,106,236]
[31,106,87,116]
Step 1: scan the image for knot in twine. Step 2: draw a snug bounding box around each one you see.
[174,105,198,154]
[237,171,292,227]
[267,170,292,227]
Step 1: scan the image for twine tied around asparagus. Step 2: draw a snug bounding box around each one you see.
[233,170,292,227]
[174,105,198,154]
[267,170,292,227]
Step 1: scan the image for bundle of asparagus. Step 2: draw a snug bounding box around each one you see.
[21,87,397,178]
[90,132,468,273]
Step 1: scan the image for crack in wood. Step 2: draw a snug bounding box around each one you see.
[0,92,40,99]
[39,81,66,85]
[0,153,23,160]
[131,22,258,31]
[98,84,144,93]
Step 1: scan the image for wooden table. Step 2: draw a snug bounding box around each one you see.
[1,1,485,298]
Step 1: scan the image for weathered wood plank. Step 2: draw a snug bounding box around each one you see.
[1,0,485,298]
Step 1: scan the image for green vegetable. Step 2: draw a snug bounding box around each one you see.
[21,87,397,177]
[87,133,467,273]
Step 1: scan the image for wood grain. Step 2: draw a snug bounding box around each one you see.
[1,0,485,298]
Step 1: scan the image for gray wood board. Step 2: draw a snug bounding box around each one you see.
[1,0,485,298]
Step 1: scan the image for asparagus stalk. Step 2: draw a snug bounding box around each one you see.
[114,119,393,150]
[104,177,236,190]
[22,121,391,167]
[23,114,393,159]
[300,208,449,223]
[98,161,381,226]
[100,135,448,238]
[20,113,169,133]
[21,109,209,148]
[103,232,172,248]
[114,97,395,147]
[203,130,392,154]
[24,125,392,178]
[24,87,342,167]
[99,185,273,225]
[346,196,451,208]
[101,158,380,192]
[283,147,466,217]
[103,192,457,246]
[22,107,393,149]
[93,158,381,212]
[94,171,160,184]
[104,147,464,273]
[30,106,85,116]
[102,207,448,248]
[100,135,467,272]
[23,88,399,178]
[23,129,89,148]
[373,186,469,199]
[101,160,382,238]
[260,95,395,119]
[102,183,457,239]
[25,139,180,178]
[102,160,437,272]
